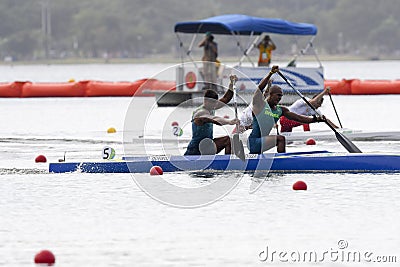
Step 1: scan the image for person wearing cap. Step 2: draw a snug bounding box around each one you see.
[184,75,239,155]
[199,32,218,90]
[257,35,276,67]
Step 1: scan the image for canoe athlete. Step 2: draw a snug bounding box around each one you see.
[248,65,326,153]
[184,75,239,155]
[279,87,339,132]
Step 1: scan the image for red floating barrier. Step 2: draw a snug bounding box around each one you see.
[85,80,142,97]
[0,78,398,98]
[0,81,25,97]
[351,79,400,95]
[22,81,86,97]
[327,79,353,95]
[136,79,176,97]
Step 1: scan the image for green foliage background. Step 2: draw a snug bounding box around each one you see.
[0,0,399,61]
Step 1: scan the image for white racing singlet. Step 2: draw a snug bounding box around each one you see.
[289,99,318,116]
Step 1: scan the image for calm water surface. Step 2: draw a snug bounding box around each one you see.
[0,61,399,266]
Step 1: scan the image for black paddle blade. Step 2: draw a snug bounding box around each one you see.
[335,132,362,153]
[324,120,362,153]
[233,134,246,161]
[279,70,362,153]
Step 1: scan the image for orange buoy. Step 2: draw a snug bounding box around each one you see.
[35,155,47,163]
[305,138,316,145]
[293,180,307,190]
[34,250,55,265]
[150,166,163,175]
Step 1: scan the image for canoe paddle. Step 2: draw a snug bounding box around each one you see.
[277,71,362,153]
[327,89,343,128]
[232,81,246,161]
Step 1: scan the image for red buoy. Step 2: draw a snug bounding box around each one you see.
[171,121,179,127]
[305,138,316,145]
[34,250,55,265]
[150,166,163,175]
[293,180,307,190]
[35,155,47,163]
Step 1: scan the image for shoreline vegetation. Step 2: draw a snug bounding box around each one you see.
[2,1,399,66]
[1,54,399,66]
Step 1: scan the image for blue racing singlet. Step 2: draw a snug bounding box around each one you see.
[184,106,215,155]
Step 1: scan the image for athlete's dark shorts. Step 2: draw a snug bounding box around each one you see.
[248,137,263,154]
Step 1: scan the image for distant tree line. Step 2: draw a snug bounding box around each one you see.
[0,0,399,61]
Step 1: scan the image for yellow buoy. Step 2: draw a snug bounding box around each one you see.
[107,127,116,133]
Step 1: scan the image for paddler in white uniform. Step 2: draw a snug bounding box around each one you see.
[280,87,339,132]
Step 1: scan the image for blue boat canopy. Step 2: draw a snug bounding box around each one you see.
[174,14,317,36]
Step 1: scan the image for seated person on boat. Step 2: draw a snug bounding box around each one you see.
[235,78,273,133]
[280,87,338,132]
[248,66,325,154]
[184,75,239,155]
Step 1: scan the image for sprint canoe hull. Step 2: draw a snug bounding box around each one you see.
[49,151,400,174]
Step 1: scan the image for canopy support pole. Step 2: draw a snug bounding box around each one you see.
[238,33,261,67]
[176,33,185,65]
[187,34,197,58]
[175,33,199,68]
[305,37,323,68]
[288,36,322,67]
[232,31,255,67]
[175,32,200,91]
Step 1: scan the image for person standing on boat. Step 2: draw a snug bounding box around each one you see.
[199,32,218,90]
[184,75,239,155]
[279,87,339,132]
[249,66,325,154]
[257,35,276,67]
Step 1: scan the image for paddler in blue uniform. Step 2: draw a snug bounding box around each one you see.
[185,75,239,155]
[249,66,326,154]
